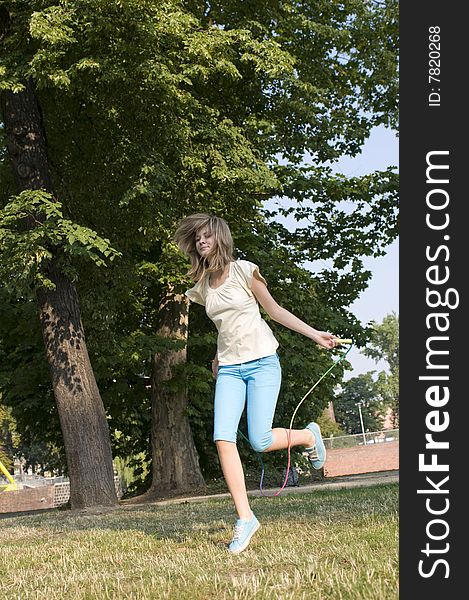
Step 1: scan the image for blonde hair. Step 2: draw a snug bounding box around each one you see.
[174,213,234,281]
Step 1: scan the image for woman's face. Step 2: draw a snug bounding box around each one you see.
[195,227,216,258]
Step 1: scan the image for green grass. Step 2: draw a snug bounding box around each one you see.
[1,483,398,599]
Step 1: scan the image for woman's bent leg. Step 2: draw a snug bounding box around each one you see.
[244,355,316,452]
[246,355,282,453]
[263,427,315,452]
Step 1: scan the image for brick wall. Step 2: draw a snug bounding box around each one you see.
[0,485,55,514]
[1,477,123,515]
[324,440,399,478]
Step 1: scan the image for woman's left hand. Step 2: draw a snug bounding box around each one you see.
[313,331,339,350]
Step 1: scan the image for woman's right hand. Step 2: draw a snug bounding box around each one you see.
[312,331,339,350]
[211,357,219,379]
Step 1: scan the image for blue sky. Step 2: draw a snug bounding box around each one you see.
[267,125,399,378]
[331,125,399,378]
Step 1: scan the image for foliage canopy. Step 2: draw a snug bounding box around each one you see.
[0,0,398,479]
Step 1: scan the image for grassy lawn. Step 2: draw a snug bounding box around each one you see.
[1,482,398,600]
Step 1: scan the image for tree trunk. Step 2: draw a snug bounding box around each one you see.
[143,292,206,499]
[2,78,117,508]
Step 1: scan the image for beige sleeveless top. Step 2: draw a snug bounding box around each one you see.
[185,260,279,365]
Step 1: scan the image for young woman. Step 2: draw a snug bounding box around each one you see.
[174,213,339,554]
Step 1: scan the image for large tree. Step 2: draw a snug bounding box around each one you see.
[0,55,119,506]
[1,1,398,497]
[0,0,295,501]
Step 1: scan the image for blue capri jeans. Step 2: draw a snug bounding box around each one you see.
[213,353,282,452]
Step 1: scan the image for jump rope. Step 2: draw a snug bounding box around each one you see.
[237,339,353,497]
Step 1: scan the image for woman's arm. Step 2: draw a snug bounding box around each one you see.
[211,354,219,379]
[251,272,338,350]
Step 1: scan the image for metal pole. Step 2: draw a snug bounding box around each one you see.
[357,402,366,445]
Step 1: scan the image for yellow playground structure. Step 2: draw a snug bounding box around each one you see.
[0,459,17,491]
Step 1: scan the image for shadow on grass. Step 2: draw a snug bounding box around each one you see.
[0,483,398,544]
